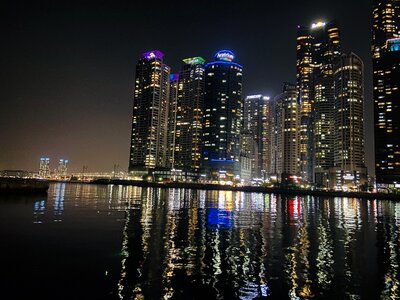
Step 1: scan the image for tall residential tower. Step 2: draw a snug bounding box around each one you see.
[39,157,50,178]
[243,94,272,179]
[373,0,400,186]
[57,159,69,178]
[203,50,243,181]
[129,50,171,173]
[296,21,341,184]
[270,83,300,181]
[168,57,205,171]
[330,53,367,189]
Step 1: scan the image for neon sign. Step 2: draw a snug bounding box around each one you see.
[215,50,235,62]
[183,57,205,65]
[210,159,235,163]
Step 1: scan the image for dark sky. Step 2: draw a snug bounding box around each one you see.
[0,0,374,173]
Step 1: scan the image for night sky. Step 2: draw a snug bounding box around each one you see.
[0,0,373,173]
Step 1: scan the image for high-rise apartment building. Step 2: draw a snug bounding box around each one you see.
[296,21,341,183]
[330,53,367,190]
[271,83,300,181]
[129,50,171,173]
[39,157,50,178]
[203,50,243,181]
[57,159,68,177]
[243,95,271,179]
[373,0,400,186]
[168,57,205,171]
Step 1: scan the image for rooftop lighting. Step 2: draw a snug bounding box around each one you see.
[311,21,326,29]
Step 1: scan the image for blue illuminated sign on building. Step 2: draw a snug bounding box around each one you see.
[210,159,235,163]
[214,50,235,62]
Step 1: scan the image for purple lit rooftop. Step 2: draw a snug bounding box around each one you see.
[142,50,164,60]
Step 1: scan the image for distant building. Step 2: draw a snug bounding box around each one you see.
[330,53,367,190]
[57,159,69,177]
[0,170,32,178]
[239,155,252,185]
[373,0,400,186]
[167,57,205,171]
[39,157,50,178]
[239,131,253,184]
[271,83,300,181]
[243,94,271,179]
[129,50,171,174]
[202,50,243,182]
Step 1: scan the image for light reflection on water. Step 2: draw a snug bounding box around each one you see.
[110,186,400,300]
[2,183,400,299]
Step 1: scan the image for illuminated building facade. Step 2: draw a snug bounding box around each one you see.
[373,0,400,186]
[271,83,300,180]
[243,95,272,179]
[39,157,50,178]
[129,50,171,173]
[168,57,205,171]
[239,130,253,184]
[203,50,243,181]
[57,159,68,177]
[330,53,367,190]
[296,21,341,183]
[166,73,179,169]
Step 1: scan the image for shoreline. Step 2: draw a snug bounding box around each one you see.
[81,179,400,201]
[3,177,398,200]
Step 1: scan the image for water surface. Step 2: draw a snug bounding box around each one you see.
[0,183,399,299]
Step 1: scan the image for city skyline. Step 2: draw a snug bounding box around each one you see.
[2,2,400,299]
[0,0,373,173]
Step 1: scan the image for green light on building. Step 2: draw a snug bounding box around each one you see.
[182,57,205,65]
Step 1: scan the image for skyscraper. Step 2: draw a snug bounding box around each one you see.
[373,0,400,186]
[168,57,205,171]
[39,157,50,178]
[296,21,341,183]
[270,83,300,181]
[330,53,367,190]
[57,159,68,178]
[129,50,171,173]
[243,94,271,179]
[203,50,243,181]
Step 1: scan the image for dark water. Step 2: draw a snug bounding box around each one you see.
[1,183,400,299]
